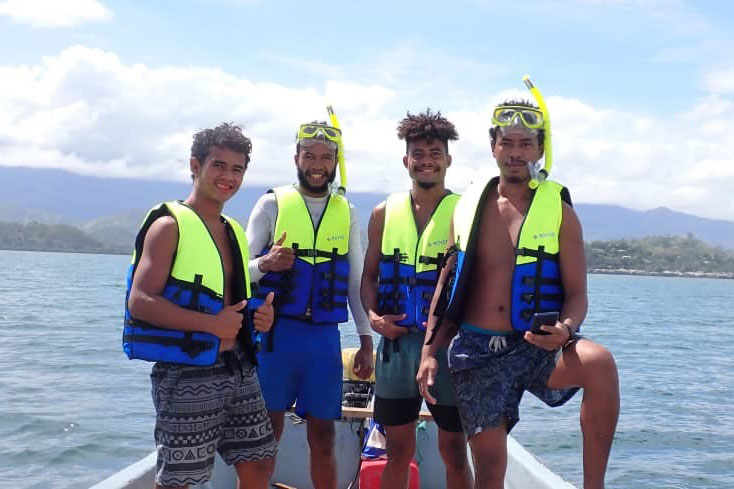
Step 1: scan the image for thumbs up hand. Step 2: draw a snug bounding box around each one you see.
[213,299,248,340]
[253,291,275,332]
[257,232,295,273]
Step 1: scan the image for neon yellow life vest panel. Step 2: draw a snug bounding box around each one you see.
[124,201,254,365]
[444,176,566,332]
[379,192,459,328]
[273,186,350,263]
[255,186,351,323]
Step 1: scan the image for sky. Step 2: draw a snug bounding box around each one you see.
[1,0,734,220]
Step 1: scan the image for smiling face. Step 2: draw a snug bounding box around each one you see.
[403,138,451,189]
[491,129,543,184]
[190,145,246,204]
[294,140,337,196]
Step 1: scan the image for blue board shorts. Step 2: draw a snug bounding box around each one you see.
[374,331,462,433]
[448,324,579,437]
[256,316,343,420]
[150,347,277,487]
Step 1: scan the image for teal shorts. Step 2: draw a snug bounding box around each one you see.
[374,331,461,432]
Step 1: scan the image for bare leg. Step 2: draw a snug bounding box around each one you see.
[235,457,275,489]
[548,340,619,489]
[437,428,473,489]
[467,422,507,489]
[380,422,417,489]
[306,416,337,489]
[268,410,286,441]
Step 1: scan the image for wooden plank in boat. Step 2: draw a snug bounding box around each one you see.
[341,406,433,421]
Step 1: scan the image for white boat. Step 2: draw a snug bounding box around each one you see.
[90,350,577,489]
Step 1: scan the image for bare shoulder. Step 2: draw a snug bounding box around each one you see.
[561,202,583,237]
[369,201,387,227]
[142,215,178,256]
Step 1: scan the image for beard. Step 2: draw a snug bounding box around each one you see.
[297,166,337,194]
[505,175,528,184]
[416,180,438,189]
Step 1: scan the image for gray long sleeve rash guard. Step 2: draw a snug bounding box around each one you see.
[244,187,371,336]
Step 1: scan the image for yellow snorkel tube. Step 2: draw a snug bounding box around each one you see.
[326,105,347,195]
[522,75,553,189]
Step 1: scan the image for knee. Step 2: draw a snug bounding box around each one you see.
[439,435,469,471]
[473,453,506,487]
[250,457,275,478]
[307,425,335,457]
[386,436,416,467]
[579,342,618,387]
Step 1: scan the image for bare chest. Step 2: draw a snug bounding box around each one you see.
[476,198,529,260]
[205,221,235,301]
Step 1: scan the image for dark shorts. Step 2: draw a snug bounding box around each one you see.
[448,326,579,437]
[151,348,277,487]
[374,332,463,433]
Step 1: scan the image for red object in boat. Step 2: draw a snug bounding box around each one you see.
[359,458,420,489]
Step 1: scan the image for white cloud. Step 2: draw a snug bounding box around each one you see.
[0,0,112,28]
[0,46,732,221]
[702,68,734,94]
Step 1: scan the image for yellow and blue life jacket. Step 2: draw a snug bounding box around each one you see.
[439,176,571,333]
[378,192,459,330]
[123,201,255,366]
[252,186,350,324]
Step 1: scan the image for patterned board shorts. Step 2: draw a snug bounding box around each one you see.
[448,326,579,437]
[150,348,277,487]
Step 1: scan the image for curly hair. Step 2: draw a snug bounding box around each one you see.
[397,109,458,153]
[489,99,545,148]
[191,122,252,166]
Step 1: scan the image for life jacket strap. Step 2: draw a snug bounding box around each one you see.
[520,292,563,304]
[418,252,444,266]
[521,276,561,286]
[380,249,408,263]
[515,247,559,261]
[122,331,215,359]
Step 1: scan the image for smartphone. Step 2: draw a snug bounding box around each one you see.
[530,311,560,335]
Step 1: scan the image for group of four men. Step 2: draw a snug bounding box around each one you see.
[125,101,620,489]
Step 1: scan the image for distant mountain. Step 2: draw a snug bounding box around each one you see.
[2,166,733,249]
[575,204,734,248]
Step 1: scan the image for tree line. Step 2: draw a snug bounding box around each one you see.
[2,221,734,277]
[586,234,734,277]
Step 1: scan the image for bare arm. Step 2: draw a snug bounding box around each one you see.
[416,217,458,404]
[360,202,407,340]
[127,216,244,340]
[558,202,588,333]
[421,218,458,356]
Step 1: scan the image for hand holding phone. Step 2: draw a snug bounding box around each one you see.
[530,311,560,336]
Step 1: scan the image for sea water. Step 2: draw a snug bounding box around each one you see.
[0,250,732,488]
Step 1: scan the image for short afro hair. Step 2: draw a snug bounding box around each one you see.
[397,109,458,153]
[191,122,252,166]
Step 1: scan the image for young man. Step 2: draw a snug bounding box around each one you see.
[361,110,472,489]
[126,123,277,489]
[245,121,373,489]
[417,101,620,489]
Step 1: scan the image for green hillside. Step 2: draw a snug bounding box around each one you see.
[586,235,734,278]
[0,221,112,254]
